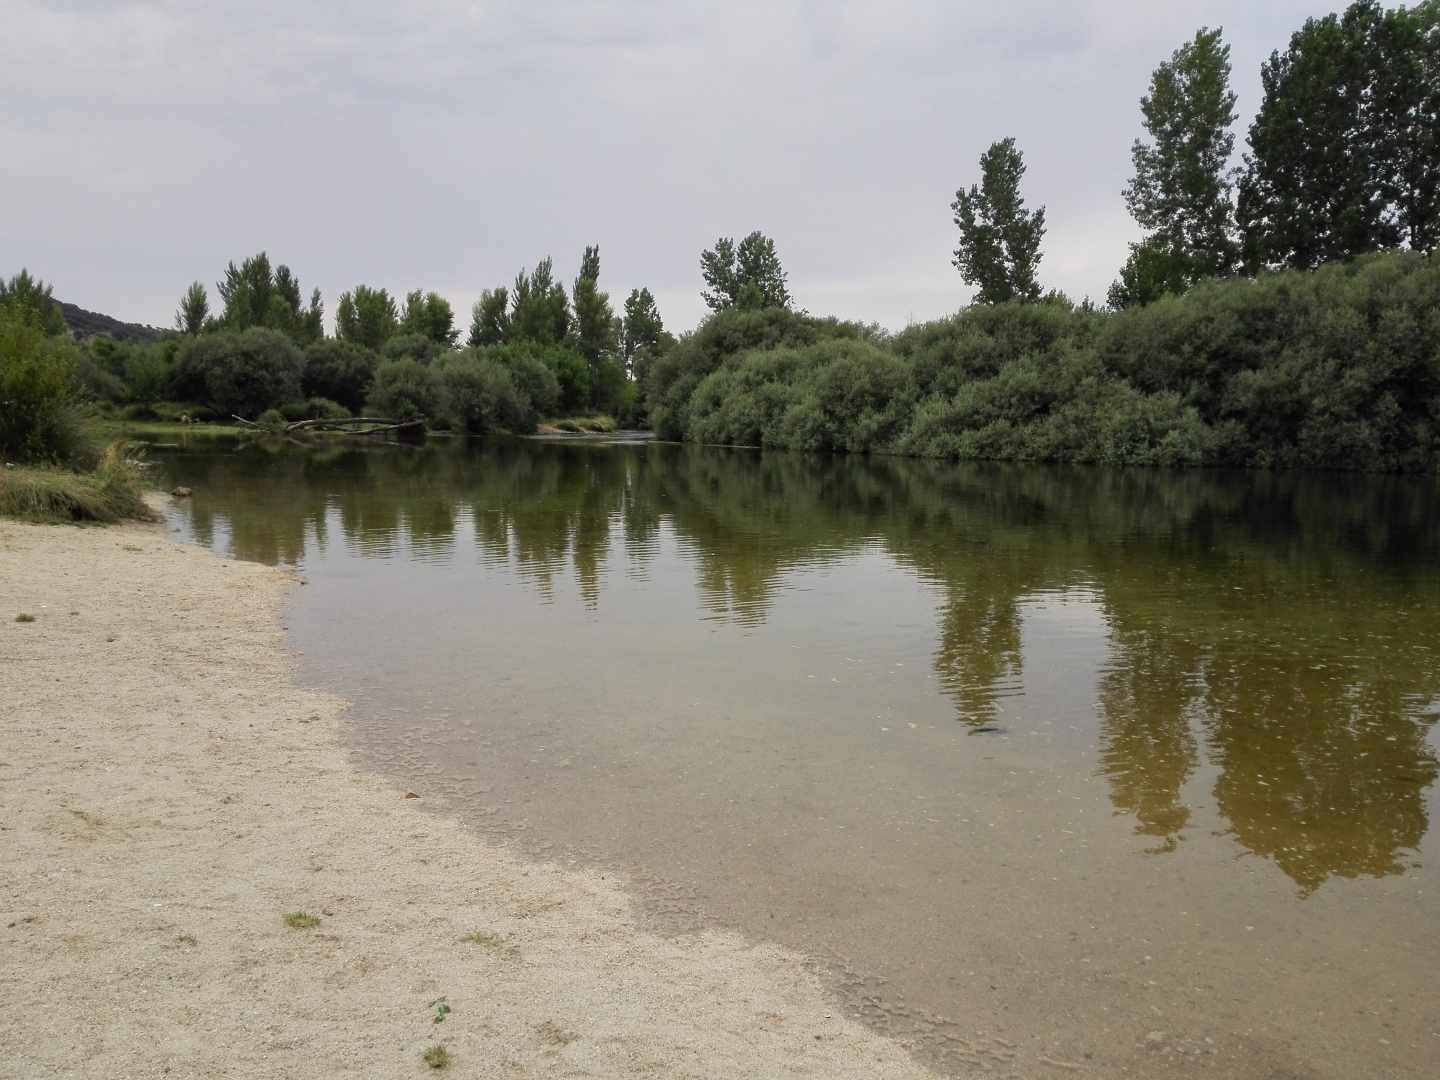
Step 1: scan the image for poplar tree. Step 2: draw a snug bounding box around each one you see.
[621,287,664,369]
[1111,27,1238,308]
[700,232,791,311]
[174,281,209,334]
[508,259,570,345]
[572,245,618,369]
[335,285,399,351]
[1237,1,1399,270]
[400,290,458,346]
[0,269,67,335]
[951,138,1046,303]
[467,287,510,346]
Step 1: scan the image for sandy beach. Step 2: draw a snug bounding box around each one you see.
[0,510,937,1079]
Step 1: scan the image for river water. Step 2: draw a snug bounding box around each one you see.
[146,434,1440,1079]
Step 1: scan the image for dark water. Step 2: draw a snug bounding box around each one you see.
[146,434,1440,1079]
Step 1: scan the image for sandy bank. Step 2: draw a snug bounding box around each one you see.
[0,513,936,1079]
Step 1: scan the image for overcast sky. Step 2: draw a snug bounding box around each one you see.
[3,1,1329,335]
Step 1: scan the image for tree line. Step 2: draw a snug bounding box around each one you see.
[4,0,1435,473]
[950,0,1438,308]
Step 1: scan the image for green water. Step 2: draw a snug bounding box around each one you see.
[147,435,1440,1079]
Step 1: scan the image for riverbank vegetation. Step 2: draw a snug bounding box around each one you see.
[0,445,153,524]
[0,288,152,522]
[652,251,1440,471]
[5,1,1436,470]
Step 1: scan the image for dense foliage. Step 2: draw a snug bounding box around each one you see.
[651,252,1440,472]
[172,328,304,418]
[951,139,1047,304]
[699,232,793,311]
[1238,0,1439,271]
[0,306,84,464]
[7,1,1434,464]
[1112,27,1239,307]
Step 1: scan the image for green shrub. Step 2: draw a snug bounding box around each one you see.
[279,397,352,422]
[437,353,535,435]
[647,307,871,440]
[172,329,303,418]
[654,253,1440,472]
[542,347,592,415]
[0,308,86,464]
[475,344,562,417]
[301,339,378,413]
[381,331,444,364]
[365,359,444,421]
[123,343,176,402]
[256,408,287,432]
[74,354,129,404]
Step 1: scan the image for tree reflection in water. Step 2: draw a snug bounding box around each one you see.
[155,436,1440,892]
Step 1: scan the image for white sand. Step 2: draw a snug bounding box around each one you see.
[0,512,938,1079]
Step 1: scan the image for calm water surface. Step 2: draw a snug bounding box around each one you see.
[145,435,1440,1079]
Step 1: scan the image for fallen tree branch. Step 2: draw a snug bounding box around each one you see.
[331,419,426,437]
[284,417,419,432]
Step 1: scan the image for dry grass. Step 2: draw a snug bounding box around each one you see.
[0,443,155,525]
[547,415,618,434]
[282,912,320,930]
[421,1045,451,1069]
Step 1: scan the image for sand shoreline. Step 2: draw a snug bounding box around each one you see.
[0,512,936,1079]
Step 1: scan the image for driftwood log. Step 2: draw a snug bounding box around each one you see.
[233,415,426,437]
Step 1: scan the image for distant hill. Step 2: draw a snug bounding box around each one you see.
[59,301,173,343]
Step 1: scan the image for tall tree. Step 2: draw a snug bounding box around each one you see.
[174,281,209,335]
[621,287,664,371]
[335,285,399,351]
[0,269,66,335]
[400,289,459,346]
[572,245,618,373]
[951,138,1047,303]
[700,231,791,311]
[1374,0,1440,252]
[1237,2,1399,270]
[216,253,321,344]
[467,287,510,346]
[1111,27,1239,309]
[509,259,570,345]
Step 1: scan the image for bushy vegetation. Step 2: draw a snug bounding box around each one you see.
[435,352,534,435]
[366,359,444,420]
[651,252,1440,471]
[172,328,303,418]
[8,1,1432,464]
[301,339,377,413]
[0,443,154,524]
[1,307,87,464]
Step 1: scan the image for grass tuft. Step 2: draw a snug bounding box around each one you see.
[546,415,618,434]
[15,613,35,623]
[175,934,198,946]
[461,931,505,948]
[283,911,320,930]
[0,442,155,525]
[421,1045,451,1070]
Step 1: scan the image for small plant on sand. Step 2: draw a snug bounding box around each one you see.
[429,997,451,1023]
[175,934,198,946]
[421,1045,451,1070]
[15,613,35,623]
[283,911,320,929]
[461,931,505,948]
